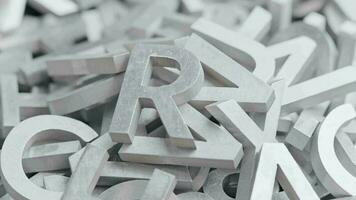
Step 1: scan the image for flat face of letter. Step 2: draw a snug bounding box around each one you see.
[282,66,356,113]
[62,144,108,200]
[184,34,275,113]
[0,0,26,33]
[191,18,275,82]
[311,104,356,197]
[238,6,272,41]
[0,115,98,200]
[109,44,204,149]
[250,143,319,200]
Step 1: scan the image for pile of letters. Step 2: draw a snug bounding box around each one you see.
[1,0,356,199]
